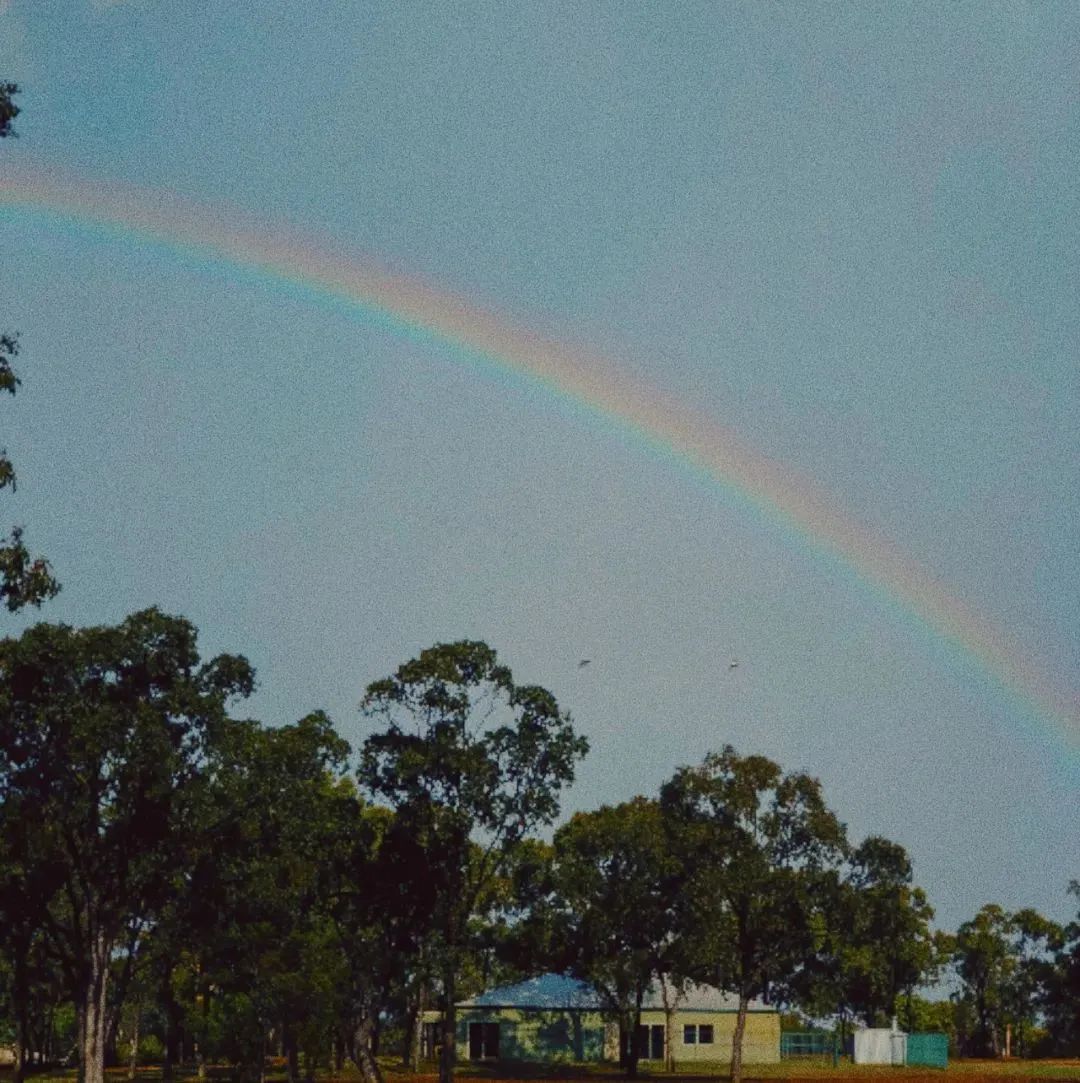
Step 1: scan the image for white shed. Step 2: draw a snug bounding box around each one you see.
[853,1025,906,1065]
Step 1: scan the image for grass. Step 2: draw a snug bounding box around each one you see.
[4,1059,1079,1083]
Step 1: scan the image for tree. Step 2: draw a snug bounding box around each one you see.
[0,83,18,138]
[999,908,1062,1057]
[0,82,59,609]
[1043,883,1080,1055]
[839,837,941,1028]
[953,904,1017,1057]
[0,609,254,1083]
[546,798,684,1077]
[661,747,847,1083]
[156,711,351,1083]
[359,641,587,1083]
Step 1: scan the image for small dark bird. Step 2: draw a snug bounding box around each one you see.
[729,660,739,670]
[578,659,591,668]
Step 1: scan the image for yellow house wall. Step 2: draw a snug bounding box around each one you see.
[640,1009,781,1065]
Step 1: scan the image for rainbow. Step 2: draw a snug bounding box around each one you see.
[2,165,1076,755]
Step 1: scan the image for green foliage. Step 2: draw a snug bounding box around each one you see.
[544,797,684,1076]
[895,994,956,1043]
[0,82,17,138]
[951,902,1063,1058]
[0,86,60,610]
[0,609,255,1083]
[818,836,942,1027]
[359,640,587,1083]
[661,747,847,1083]
[3,608,1079,1076]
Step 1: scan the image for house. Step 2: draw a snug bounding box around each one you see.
[424,973,780,1065]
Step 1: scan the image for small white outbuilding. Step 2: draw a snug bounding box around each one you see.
[852,1020,906,1065]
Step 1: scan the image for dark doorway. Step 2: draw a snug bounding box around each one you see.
[632,1024,665,1061]
[468,1022,500,1061]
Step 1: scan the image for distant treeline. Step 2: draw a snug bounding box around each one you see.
[0,611,1078,1083]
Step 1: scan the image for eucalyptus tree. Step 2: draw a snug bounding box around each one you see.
[953,902,1063,1057]
[0,609,254,1083]
[320,799,437,1083]
[359,640,587,1083]
[546,798,684,1077]
[1000,908,1062,1057]
[661,747,847,1083]
[843,837,941,1026]
[952,904,1016,1056]
[173,711,352,1083]
[1044,882,1080,1054]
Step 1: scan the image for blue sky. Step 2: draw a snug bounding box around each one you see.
[1,1,1077,933]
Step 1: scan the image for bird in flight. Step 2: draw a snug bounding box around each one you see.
[578,659,591,668]
[728,660,739,670]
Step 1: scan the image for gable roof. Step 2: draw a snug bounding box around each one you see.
[457,973,772,1013]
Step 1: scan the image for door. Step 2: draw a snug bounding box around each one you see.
[468,1022,500,1060]
[633,1024,665,1061]
[650,1024,664,1061]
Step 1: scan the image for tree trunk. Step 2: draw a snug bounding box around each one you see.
[350,1012,383,1083]
[13,946,29,1083]
[80,932,111,1083]
[195,981,209,1081]
[624,994,643,1080]
[403,981,425,1070]
[730,992,749,1083]
[284,1024,299,1083]
[439,969,456,1083]
[13,1028,26,1083]
[660,979,675,1073]
[128,1000,141,1082]
[161,964,176,1083]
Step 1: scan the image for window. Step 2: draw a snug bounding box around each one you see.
[683,1024,697,1045]
[699,1025,714,1045]
[684,1024,715,1046]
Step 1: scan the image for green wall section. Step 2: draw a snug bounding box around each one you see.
[457,1008,608,1063]
[456,1008,780,1065]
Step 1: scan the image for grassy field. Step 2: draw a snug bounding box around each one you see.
[4,1061,1079,1083]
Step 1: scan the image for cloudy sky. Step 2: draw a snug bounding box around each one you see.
[1,2,1077,932]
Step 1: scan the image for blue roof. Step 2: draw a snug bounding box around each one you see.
[459,974,602,1009]
[458,973,770,1012]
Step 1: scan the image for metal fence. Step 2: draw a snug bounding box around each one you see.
[906,1032,948,1068]
[780,1032,837,1061]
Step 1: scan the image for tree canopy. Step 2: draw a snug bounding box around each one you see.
[359,640,587,1083]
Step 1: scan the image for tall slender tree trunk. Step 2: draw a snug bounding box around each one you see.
[439,968,457,1083]
[350,1011,383,1083]
[660,979,675,1072]
[80,932,111,1083]
[730,992,749,1083]
[13,943,30,1083]
[160,963,177,1083]
[404,981,425,1070]
[195,979,209,1081]
[128,999,141,1082]
[284,1024,299,1083]
[623,992,644,1080]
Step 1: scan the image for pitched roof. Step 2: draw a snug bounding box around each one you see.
[457,973,772,1012]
